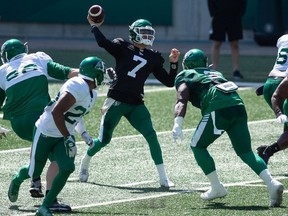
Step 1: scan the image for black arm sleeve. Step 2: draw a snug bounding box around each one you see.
[153,62,178,87]
[90,25,120,57]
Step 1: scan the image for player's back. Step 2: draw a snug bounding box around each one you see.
[0,52,52,119]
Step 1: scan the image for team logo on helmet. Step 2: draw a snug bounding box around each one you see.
[79,56,105,85]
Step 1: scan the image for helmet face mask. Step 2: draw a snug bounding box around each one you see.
[182,49,208,70]
[79,56,105,86]
[1,39,28,64]
[129,19,155,46]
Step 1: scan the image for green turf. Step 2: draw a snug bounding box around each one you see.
[32,48,274,83]
[1,87,287,216]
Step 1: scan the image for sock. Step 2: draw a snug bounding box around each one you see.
[206,170,221,188]
[46,190,58,203]
[82,153,91,166]
[32,176,41,182]
[259,169,273,186]
[156,164,167,181]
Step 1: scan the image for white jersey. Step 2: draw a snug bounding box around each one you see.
[0,52,52,91]
[273,34,288,72]
[36,76,97,137]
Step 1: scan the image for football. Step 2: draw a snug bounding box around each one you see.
[88,5,105,23]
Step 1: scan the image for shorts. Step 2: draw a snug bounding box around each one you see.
[209,16,243,42]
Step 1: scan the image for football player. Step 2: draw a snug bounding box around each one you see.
[79,16,180,187]
[8,56,105,216]
[256,34,288,164]
[172,48,284,207]
[0,38,80,211]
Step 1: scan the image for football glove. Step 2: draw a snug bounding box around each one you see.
[81,131,93,146]
[64,135,77,158]
[0,126,9,139]
[276,114,288,124]
[172,116,184,142]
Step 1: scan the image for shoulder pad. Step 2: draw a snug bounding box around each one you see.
[35,52,53,61]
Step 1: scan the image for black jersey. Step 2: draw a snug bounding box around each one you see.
[91,26,178,104]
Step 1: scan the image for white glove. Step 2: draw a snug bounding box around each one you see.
[64,135,77,157]
[276,114,288,124]
[172,116,184,142]
[0,126,9,139]
[81,131,93,146]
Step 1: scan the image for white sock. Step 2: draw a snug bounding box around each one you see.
[156,164,167,181]
[259,169,273,186]
[81,153,91,167]
[206,170,221,188]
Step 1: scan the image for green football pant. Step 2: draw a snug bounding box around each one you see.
[263,77,288,128]
[191,105,267,176]
[88,102,164,165]
[13,127,75,207]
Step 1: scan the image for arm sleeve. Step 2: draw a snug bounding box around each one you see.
[91,25,121,57]
[153,53,178,87]
[47,61,72,80]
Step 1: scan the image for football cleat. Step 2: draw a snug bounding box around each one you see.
[257,145,272,164]
[8,177,21,202]
[200,183,228,201]
[49,199,72,212]
[29,179,44,198]
[269,179,284,207]
[36,205,53,216]
[160,179,175,188]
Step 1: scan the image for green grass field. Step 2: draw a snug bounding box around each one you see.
[1,86,287,216]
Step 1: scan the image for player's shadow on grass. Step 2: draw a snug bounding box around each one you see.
[9,205,35,213]
[202,202,286,211]
[68,179,185,194]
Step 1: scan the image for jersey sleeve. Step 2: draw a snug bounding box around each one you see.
[152,51,178,87]
[46,61,72,80]
[91,25,122,58]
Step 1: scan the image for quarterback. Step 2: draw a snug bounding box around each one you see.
[79,16,180,188]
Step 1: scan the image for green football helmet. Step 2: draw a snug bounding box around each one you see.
[129,19,155,46]
[182,49,208,70]
[79,56,105,85]
[1,39,28,64]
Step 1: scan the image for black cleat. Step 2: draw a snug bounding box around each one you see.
[49,200,72,212]
[29,179,44,198]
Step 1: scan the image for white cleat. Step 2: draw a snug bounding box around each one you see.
[79,157,90,182]
[200,183,228,201]
[269,179,284,207]
[160,179,175,188]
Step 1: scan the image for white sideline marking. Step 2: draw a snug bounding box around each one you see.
[0,118,276,154]
[3,117,285,216]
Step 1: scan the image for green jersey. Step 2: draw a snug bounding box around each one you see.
[0,52,71,120]
[174,67,244,115]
